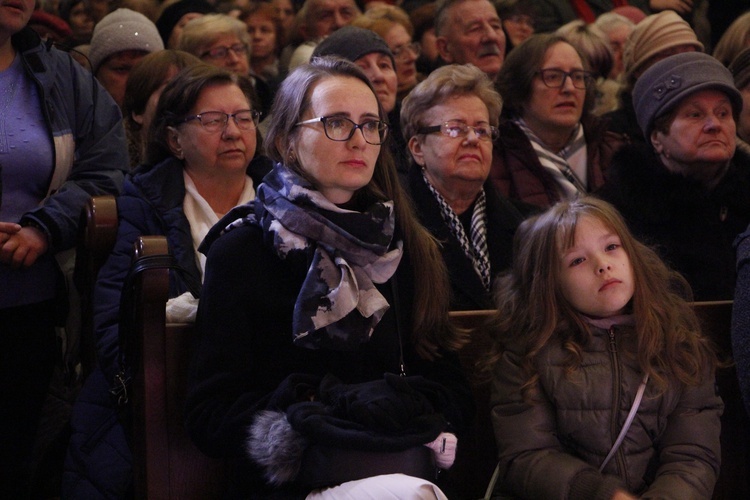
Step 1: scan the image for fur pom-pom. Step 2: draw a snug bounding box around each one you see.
[246,410,308,485]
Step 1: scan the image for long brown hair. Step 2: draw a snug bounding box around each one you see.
[483,197,717,397]
[265,56,464,358]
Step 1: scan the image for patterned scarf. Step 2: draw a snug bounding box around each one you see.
[514,117,588,198]
[221,164,403,350]
[422,170,491,291]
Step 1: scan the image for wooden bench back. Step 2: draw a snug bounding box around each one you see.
[74,195,118,377]
[127,236,226,499]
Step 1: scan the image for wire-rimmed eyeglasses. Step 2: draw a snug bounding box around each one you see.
[391,42,421,61]
[417,120,499,141]
[200,43,248,60]
[295,116,389,145]
[181,110,260,133]
[536,69,593,89]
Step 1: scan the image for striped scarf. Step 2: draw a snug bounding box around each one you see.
[422,171,491,291]
[515,117,588,199]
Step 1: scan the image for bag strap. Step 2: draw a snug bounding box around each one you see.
[483,373,650,499]
[110,253,191,406]
[599,373,649,472]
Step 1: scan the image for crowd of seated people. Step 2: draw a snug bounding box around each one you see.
[6,0,750,497]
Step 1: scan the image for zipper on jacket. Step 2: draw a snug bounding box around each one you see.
[607,326,628,476]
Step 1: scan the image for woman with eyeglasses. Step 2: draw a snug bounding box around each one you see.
[179,13,274,118]
[64,64,269,497]
[400,64,526,310]
[185,56,473,498]
[312,25,411,174]
[491,33,620,209]
[354,5,422,102]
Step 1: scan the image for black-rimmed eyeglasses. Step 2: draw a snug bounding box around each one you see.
[295,116,389,145]
[418,120,499,141]
[181,110,260,133]
[536,69,593,89]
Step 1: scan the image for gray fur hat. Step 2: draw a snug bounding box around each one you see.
[633,52,742,139]
[312,26,395,69]
[89,8,164,74]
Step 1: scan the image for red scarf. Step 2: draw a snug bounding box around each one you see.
[571,0,629,23]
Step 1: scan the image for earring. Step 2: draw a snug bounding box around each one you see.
[175,149,184,160]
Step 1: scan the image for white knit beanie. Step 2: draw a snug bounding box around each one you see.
[89,8,164,73]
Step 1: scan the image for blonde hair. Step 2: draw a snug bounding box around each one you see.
[400,63,502,141]
[178,14,251,57]
[713,11,750,67]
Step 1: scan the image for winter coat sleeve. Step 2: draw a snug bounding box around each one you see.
[185,225,305,459]
[732,225,750,417]
[640,370,722,499]
[489,346,627,500]
[22,49,127,252]
[92,192,168,382]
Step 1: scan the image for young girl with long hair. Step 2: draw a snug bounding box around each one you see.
[486,196,722,499]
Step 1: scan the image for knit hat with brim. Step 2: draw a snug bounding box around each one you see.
[633,52,742,140]
[312,26,395,69]
[89,8,164,73]
[623,10,703,79]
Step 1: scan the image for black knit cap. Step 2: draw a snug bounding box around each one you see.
[312,26,395,69]
[155,0,216,46]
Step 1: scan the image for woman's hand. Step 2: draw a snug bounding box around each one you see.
[649,0,694,14]
[0,225,49,268]
[612,489,638,500]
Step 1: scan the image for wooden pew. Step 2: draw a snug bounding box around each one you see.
[74,195,118,378]
[122,246,742,500]
[126,236,226,499]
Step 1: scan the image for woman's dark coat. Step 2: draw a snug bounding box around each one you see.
[597,143,750,300]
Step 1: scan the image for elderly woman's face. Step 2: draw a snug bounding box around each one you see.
[523,42,586,142]
[168,83,257,179]
[408,94,493,209]
[199,34,250,76]
[384,24,419,93]
[651,89,736,185]
[353,52,397,113]
[292,76,381,204]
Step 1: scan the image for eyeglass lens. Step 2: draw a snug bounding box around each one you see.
[324,117,387,144]
[192,111,258,131]
[539,69,590,89]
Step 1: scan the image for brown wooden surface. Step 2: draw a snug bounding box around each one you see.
[129,236,226,499]
[74,195,118,377]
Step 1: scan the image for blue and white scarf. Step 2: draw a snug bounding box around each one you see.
[221,164,403,350]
